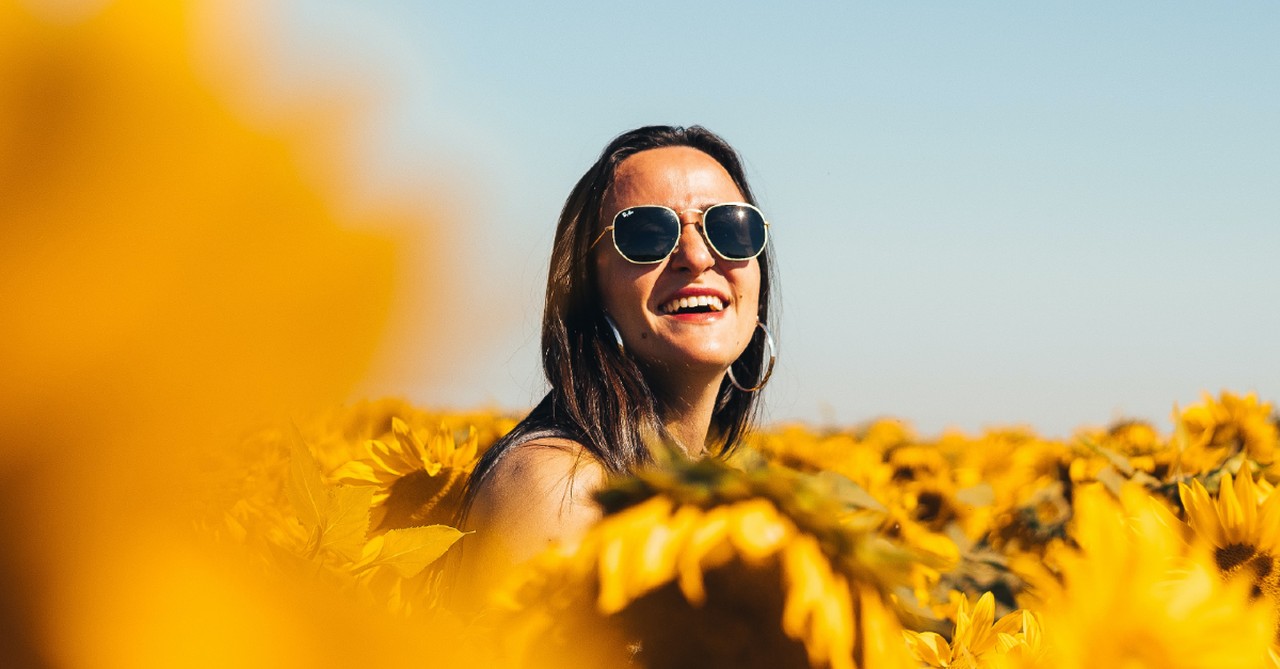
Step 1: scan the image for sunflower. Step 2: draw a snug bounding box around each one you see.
[902,591,1041,669]
[333,417,479,530]
[1079,419,1166,476]
[1176,391,1278,475]
[492,458,918,669]
[1180,466,1280,611]
[743,424,888,489]
[946,428,1072,547]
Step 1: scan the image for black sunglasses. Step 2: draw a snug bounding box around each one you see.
[591,202,770,264]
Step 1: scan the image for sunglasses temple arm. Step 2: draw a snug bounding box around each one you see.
[589,226,613,250]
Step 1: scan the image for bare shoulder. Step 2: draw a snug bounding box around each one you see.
[467,438,606,565]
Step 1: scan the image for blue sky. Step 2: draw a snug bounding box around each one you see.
[270,1,1279,436]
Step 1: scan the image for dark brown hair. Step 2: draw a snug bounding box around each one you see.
[464,125,776,507]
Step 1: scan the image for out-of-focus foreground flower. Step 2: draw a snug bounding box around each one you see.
[0,1,439,666]
[1018,484,1275,669]
[488,457,921,669]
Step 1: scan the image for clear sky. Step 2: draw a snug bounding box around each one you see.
[267,1,1278,437]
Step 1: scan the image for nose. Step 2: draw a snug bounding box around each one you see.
[668,213,716,274]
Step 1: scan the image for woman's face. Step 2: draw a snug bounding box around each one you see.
[595,146,761,388]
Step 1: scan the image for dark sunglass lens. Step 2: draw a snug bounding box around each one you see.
[613,207,679,263]
[705,205,766,259]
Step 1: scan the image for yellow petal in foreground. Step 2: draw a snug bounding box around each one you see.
[729,499,794,562]
[1031,485,1275,669]
[781,535,855,669]
[676,506,732,605]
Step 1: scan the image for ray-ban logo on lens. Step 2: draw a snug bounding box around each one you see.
[620,210,633,217]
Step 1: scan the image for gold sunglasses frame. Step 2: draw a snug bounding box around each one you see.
[590,202,771,265]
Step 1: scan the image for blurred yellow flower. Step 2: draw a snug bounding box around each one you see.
[1023,484,1274,669]
[1176,391,1278,475]
[0,0,437,665]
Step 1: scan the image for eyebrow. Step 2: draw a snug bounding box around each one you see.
[690,199,747,213]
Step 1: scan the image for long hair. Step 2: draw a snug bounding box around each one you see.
[464,125,776,509]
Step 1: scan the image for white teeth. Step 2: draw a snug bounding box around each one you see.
[661,295,725,314]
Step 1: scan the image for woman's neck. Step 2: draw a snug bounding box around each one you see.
[658,373,724,458]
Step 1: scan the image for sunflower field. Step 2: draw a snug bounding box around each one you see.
[184,391,1278,669]
[3,2,1278,668]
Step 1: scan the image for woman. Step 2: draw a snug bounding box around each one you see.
[462,125,777,577]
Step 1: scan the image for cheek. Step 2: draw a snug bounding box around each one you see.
[596,257,651,317]
[733,267,762,319]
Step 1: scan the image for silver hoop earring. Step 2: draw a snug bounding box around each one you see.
[603,314,625,355]
[727,321,776,392]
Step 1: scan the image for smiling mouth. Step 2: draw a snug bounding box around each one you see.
[660,295,725,315]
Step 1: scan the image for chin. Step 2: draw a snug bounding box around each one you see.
[660,346,742,374]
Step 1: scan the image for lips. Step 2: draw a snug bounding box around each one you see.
[660,294,724,314]
[658,287,730,317]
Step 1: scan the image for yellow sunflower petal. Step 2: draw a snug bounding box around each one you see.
[429,430,453,468]
[780,536,827,643]
[811,574,852,667]
[954,594,973,646]
[366,438,409,477]
[1220,471,1247,545]
[1237,464,1260,538]
[391,417,427,462]
[596,534,628,614]
[728,500,792,562]
[859,585,911,669]
[962,592,998,655]
[454,426,479,467]
[1255,489,1280,554]
[1181,480,1226,547]
[991,608,1025,638]
[994,631,1020,654]
[633,504,696,598]
[330,459,381,486]
[903,630,949,666]
[676,507,731,605]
